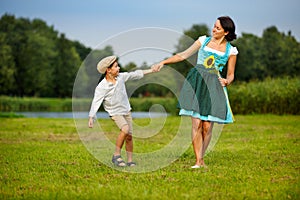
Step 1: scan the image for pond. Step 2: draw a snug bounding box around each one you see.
[15,111,168,119]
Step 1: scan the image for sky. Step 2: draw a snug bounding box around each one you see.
[1,0,299,66]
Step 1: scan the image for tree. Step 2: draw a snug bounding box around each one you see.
[0,33,15,94]
[175,24,210,52]
[260,26,300,78]
[233,33,266,81]
[1,14,299,97]
[0,14,59,96]
[73,46,114,97]
[53,33,81,97]
[72,40,92,61]
[172,24,210,77]
[0,15,31,96]
[123,62,137,71]
[261,26,284,77]
[279,31,300,77]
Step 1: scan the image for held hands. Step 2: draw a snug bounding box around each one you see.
[151,62,164,72]
[151,63,228,87]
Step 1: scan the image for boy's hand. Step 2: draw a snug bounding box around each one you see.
[151,64,158,72]
[88,117,94,128]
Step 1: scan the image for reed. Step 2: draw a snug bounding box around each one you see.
[0,77,299,115]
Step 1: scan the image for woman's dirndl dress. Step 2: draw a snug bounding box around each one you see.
[178,36,235,124]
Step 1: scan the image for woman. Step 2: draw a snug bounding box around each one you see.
[153,16,238,168]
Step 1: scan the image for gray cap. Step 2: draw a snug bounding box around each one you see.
[96,55,117,74]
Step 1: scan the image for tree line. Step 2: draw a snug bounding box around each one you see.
[0,14,91,97]
[0,14,299,97]
[171,24,300,81]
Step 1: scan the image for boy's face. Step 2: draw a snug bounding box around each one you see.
[108,61,120,77]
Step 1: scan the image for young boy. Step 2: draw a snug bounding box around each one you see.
[88,55,155,167]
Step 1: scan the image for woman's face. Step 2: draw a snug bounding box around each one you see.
[108,61,120,77]
[212,20,228,39]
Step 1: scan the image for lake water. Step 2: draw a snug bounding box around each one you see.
[15,111,168,119]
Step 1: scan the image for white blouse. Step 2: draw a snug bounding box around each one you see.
[198,35,238,56]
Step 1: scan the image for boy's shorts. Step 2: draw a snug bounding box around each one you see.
[111,112,133,134]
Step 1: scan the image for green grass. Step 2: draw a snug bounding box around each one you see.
[0,115,299,199]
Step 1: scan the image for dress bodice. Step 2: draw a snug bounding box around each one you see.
[196,37,231,72]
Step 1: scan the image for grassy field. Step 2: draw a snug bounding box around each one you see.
[0,115,299,199]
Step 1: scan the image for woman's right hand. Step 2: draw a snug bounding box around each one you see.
[151,62,164,72]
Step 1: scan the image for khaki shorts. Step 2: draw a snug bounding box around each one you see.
[111,112,133,134]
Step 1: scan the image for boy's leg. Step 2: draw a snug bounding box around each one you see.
[114,128,128,156]
[124,113,134,163]
[111,115,129,157]
[125,134,133,162]
[112,129,127,167]
[111,113,135,165]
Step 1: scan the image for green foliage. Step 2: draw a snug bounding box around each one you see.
[228,77,300,114]
[0,14,104,97]
[172,23,300,82]
[233,27,300,81]
[0,116,299,199]
[0,33,15,93]
[72,40,92,61]
[1,14,300,99]
[74,46,114,98]
[130,98,178,115]
[0,77,299,115]
[126,66,182,98]
[0,96,88,112]
[233,33,266,81]
[123,62,137,71]
[53,34,81,97]
[0,112,24,118]
[171,24,210,77]
[175,24,210,52]
[0,76,299,114]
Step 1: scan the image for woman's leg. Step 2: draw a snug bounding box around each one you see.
[191,117,203,166]
[200,121,214,165]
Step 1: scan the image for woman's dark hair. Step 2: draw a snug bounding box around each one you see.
[218,16,237,41]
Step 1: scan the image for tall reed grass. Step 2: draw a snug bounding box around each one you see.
[228,77,299,114]
[0,77,298,115]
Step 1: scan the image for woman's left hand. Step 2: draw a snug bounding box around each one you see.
[218,77,228,87]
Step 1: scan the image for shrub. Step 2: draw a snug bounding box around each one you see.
[228,77,299,114]
[0,77,299,115]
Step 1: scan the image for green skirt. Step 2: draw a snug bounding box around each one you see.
[177,65,228,120]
